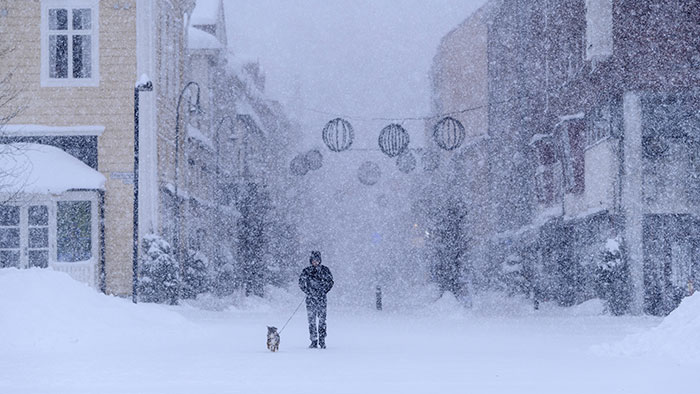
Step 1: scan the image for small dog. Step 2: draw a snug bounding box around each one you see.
[267,326,280,352]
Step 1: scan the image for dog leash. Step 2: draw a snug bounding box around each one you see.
[278,298,305,335]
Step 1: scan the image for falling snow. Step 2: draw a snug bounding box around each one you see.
[0,0,698,392]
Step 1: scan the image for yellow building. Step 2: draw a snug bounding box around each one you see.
[0,0,195,296]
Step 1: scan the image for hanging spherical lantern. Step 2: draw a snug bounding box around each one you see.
[376,194,388,208]
[433,116,466,151]
[357,161,381,186]
[305,149,323,171]
[322,118,354,152]
[290,153,309,176]
[378,123,410,158]
[422,150,440,172]
[396,151,416,174]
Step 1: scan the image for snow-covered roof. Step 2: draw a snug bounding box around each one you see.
[190,0,219,25]
[0,143,105,194]
[236,100,265,134]
[188,26,222,50]
[237,114,264,136]
[226,52,259,76]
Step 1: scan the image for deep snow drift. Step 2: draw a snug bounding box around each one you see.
[598,292,700,364]
[1,268,696,393]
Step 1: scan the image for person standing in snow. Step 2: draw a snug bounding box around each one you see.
[299,251,334,349]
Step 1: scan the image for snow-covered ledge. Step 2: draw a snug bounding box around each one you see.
[1,124,105,137]
[0,143,105,193]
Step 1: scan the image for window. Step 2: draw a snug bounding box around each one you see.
[535,165,556,205]
[0,196,99,289]
[587,103,613,147]
[671,241,692,290]
[41,1,99,86]
[28,206,49,268]
[0,204,50,268]
[531,137,557,205]
[585,0,613,62]
[0,206,20,268]
[559,120,586,195]
[57,201,92,262]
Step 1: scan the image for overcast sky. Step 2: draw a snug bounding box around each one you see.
[224,0,487,147]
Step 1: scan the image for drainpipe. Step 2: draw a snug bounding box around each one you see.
[133,78,153,303]
[552,122,567,219]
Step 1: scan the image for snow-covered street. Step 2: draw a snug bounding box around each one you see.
[1,269,696,393]
[2,1,698,393]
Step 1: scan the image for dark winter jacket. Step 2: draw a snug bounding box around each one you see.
[299,265,334,299]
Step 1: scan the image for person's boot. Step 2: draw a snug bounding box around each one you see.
[309,340,318,348]
[319,339,326,349]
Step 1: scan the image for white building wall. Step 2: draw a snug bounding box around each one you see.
[622,91,645,314]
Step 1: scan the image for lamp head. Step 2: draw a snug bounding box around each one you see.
[136,81,153,92]
[189,96,204,116]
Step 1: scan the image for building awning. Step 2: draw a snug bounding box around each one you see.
[0,143,105,194]
[190,0,219,25]
[188,26,222,50]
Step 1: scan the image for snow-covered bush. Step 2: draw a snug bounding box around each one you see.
[212,261,237,297]
[138,233,179,304]
[594,237,630,315]
[501,254,527,296]
[181,249,210,299]
[554,257,587,307]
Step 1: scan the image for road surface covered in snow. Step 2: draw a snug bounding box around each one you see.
[1,269,695,393]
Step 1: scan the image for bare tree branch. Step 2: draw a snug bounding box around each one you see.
[0,45,28,204]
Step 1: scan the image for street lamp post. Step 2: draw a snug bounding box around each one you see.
[133,78,153,304]
[173,82,202,274]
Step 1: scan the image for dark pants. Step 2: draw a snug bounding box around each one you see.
[306,296,327,342]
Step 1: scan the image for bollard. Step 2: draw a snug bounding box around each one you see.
[376,286,382,311]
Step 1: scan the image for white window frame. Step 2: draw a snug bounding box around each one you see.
[0,191,101,288]
[40,0,100,87]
